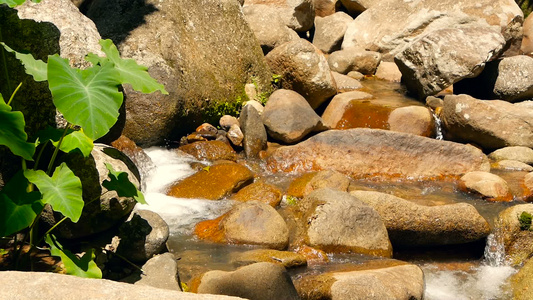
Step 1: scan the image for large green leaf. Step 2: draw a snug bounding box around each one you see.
[102,163,146,204]
[37,127,94,157]
[0,42,47,82]
[99,39,168,95]
[0,0,41,7]
[24,163,83,222]
[47,55,123,140]
[0,94,36,160]
[0,171,43,237]
[45,235,102,278]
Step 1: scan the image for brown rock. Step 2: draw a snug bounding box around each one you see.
[313,0,339,17]
[178,141,237,162]
[327,48,381,75]
[321,91,373,128]
[302,169,351,197]
[240,104,268,158]
[243,0,315,32]
[375,61,402,82]
[489,146,533,164]
[232,181,283,207]
[312,12,353,54]
[231,249,307,268]
[494,204,533,265]
[387,106,435,137]
[522,13,533,55]
[331,72,363,92]
[459,171,512,201]
[227,124,244,147]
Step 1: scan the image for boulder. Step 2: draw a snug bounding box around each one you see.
[350,191,491,247]
[232,181,283,207]
[321,91,373,128]
[178,141,237,162]
[267,128,490,180]
[492,160,533,172]
[231,249,307,268]
[301,169,351,197]
[387,106,435,137]
[441,94,533,150]
[167,162,253,200]
[511,257,533,300]
[375,61,402,82]
[240,104,267,158]
[489,146,533,164]
[243,0,315,32]
[494,204,533,265]
[313,0,338,17]
[459,171,512,201]
[522,13,533,55]
[262,89,325,144]
[85,0,272,146]
[265,39,337,109]
[338,0,375,14]
[195,262,299,300]
[327,48,381,75]
[312,12,353,54]
[133,253,181,291]
[110,135,154,189]
[299,189,392,257]
[331,72,363,92]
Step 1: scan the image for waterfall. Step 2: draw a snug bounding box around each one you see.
[432,112,444,140]
[483,233,506,267]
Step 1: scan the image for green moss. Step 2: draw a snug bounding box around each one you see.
[517,0,532,17]
[519,211,532,230]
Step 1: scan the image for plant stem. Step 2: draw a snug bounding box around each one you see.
[33,141,48,170]
[0,27,13,96]
[46,124,70,175]
[7,82,22,106]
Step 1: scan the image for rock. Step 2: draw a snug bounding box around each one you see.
[227,124,244,147]
[195,262,299,300]
[116,210,169,263]
[321,91,373,128]
[243,100,265,115]
[110,135,154,190]
[339,0,374,14]
[295,260,424,300]
[494,204,533,265]
[492,160,533,172]
[313,0,339,17]
[220,115,240,130]
[41,145,140,239]
[489,146,533,164]
[395,24,506,99]
[331,72,363,92]
[511,257,533,300]
[167,162,253,200]
[0,271,243,300]
[327,48,381,75]
[387,106,435,137]
[85,0,272,146]
[522,13,533,55]
[350,191,491,247]
[302,169,351,197]
[347,71,364,80]
[231,249,307,268]
[243,0,315,32]
[133,253,181,291]
[426,96,444,110]
[265,39,337,109]
[267,128,490,180]
[178,141,237,162]
[312,12,353,54]
[523,172,533,201]
[375,61,402,82]
[459,171,512,201]
[441,94,533,150]
[240,104,267,158]
[262,89,325,144]
[232,181,283,207]
[300,188,392,257]
[195,202,289,250]
[242,6,300,53]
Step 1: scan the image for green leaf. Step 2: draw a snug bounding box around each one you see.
[102,163,147,204]
[0,94,36,160]
[0,171,43,237]
[47,55,123,140]
[99,39,168,95]
[45,235,102,278]
[24,163,84,222]
[0,0,27,8]
[38,127,94,158]
[0,42,47,82]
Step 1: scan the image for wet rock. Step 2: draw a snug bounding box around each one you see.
[321,91,373,128]
[195,202,289,250]
[495,204,533,265]
[178,141,237,162]
[299,188,392,257]
[0,271,243,300]
[375,61,402,82]
[86,0,271,146]
[387,106,435,137]
[441,94,533,150]
[167,162,253,200]
[313,0,338,17]
[331,72,363,92]
[265,39,337,109]
[240,104,267,158]
[489,146,533,164]
[522,13,533,55]
[219,115,240,130]
[243,0,314,32]
[492,160,533,172]
[426,96,444,110]
[347,70,364,80]
[195,262,299,300]
[227,124,244,147]
[523,172,533,201]
[242,6,300,53]
[511,257,533,300]
[395,24,505,99]
[350,191,491,247]
[262,89,325,144]
[301,169,351,197]
[459,171,512,201]
[313,12,353,54]
[110,135,155,189]
[133,253,181,291]
[294,260,424,300]
[267,128,490,180]
[327,48,381,75]
[232,181,283,207]
[231,249,306,268]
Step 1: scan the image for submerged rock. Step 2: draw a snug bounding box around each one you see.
[231,249,307,268]
[321,91,373,128]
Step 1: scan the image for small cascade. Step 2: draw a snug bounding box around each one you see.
[432,112,444,140]
[484,233,506,267]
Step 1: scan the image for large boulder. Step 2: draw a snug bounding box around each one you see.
[85,0,272,146]
[328,48,381,75]
[312,12,353,54]
[267,128,490,180]
[350,191,491,247]
[441,94,533,150]
[494,204,533,265]
[265,39,337,109]
[522,13,533,55]
[243,0,315,32]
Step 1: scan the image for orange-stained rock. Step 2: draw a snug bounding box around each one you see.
[287,172,317,198]
[294,245,329,265]
[110,135,154,178]
[232,181,283,207]
[167,162,253,200]
[178,140,237,162]
[231,249,307,268]
[459,171,513,202]
[194,214,227,243]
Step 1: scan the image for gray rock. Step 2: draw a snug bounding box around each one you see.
[196,262,299,300]
[331,71,363,92]
[243,0,315,32]
[441,94,533,150]
[85,0,272,146]
[328,48,381,75]
[134,253,180,291]
[0,271,243,300]
[240,104,267,158]
[300,188,392,257]
[522,13,533,55]
[489,146,533,164]
[387,106,435,137]
[313,12,353,53]
[350,191,491,247]
[265,39,337,109]
[116,210,169,263]
[321,91,372,128]
[262,89,325,144]
[267,128,490,180]
[459,171,511,201]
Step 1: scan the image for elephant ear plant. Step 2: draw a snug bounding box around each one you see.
[0,5,168,276]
